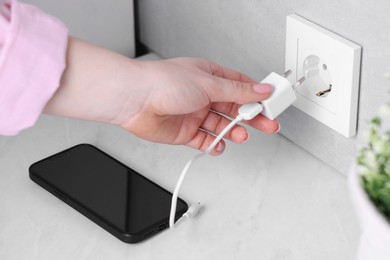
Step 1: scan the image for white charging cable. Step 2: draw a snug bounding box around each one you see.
[169,72,299,229]
[169,104,263,228]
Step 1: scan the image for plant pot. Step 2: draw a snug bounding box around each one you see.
[348,163,390,260]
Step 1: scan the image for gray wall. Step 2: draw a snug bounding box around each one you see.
[138,0,390,175]
[23,0,135,57]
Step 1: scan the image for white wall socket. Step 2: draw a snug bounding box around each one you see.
[285,14,361,137]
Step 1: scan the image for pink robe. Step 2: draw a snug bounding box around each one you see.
[0,0,68,135]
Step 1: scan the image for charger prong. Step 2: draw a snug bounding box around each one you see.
[292,76,306,90]
[296,76,305,85]
[283,69,292,78]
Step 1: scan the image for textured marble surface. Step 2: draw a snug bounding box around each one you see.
[138,0,390,175]
[0,114,360,260]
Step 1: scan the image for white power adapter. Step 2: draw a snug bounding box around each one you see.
[169,72,298,229]
[259,72,296,120]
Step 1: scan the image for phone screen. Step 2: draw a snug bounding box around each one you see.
[30,144,187,238]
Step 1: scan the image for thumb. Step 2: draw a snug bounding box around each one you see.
[205,77,274,104]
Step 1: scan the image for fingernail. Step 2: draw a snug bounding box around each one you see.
[275,123,281,133]
[253,83,273,94]
[216,141,225,152]
[243,133,249,143]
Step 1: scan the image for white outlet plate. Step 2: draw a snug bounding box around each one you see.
[285,14,361,137]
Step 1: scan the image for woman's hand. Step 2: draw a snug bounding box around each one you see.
[120,57,279,155]
[44,37,279,155]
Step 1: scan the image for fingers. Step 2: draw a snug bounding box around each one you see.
[200,111,248,144]
[185,108,278,156]
[186,129,226,156]
[202,61,274,104]
[211,102,280,134]
[207,61,256,84]
[205,77,273,104]
[186,110,250,155]
[244,114,280,133]
[185,110,279,155]
[200,60,279,133]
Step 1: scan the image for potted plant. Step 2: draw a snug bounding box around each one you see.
[349,104,390,260]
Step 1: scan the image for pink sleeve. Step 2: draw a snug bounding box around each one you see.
[0,0,68,135]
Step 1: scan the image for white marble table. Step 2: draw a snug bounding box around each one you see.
[0,113,360,260]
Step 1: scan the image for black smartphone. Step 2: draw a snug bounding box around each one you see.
[29,144,188,243]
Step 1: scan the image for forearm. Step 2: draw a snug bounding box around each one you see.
[43,37,148,125]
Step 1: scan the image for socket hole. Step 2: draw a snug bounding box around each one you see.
[316,84,332,98]
[158,223,167,231]
[301,55,333,98]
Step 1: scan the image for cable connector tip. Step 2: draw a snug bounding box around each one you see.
[184,203,201,219]
[238,103,264,120]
